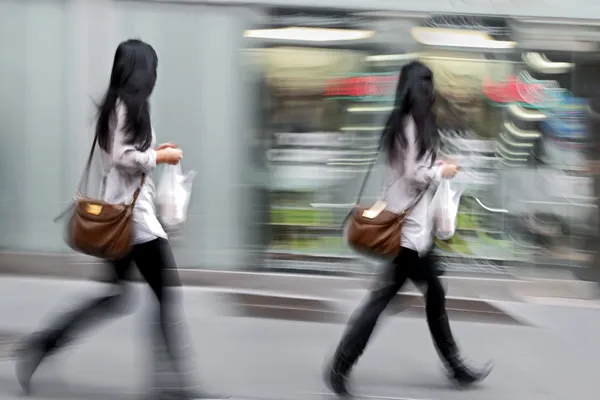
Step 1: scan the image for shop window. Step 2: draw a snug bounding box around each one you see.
[246,46,385,271]
[245,11,600,276]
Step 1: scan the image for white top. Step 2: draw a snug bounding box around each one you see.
[98,101,167,245]
[380,116,442,256]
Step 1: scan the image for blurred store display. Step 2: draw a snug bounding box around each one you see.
[243,10,600,277]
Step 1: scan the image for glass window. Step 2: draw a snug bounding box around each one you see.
[244,11,600,278]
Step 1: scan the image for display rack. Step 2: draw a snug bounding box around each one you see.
[263,51,596,277]
[265,96,383,274]
[433,131,519,276]
[496,52,595,274]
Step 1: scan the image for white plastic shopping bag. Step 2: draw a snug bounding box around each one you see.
[156,163,196,233]
[431,179,463,241]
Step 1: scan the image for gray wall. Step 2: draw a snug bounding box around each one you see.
[0,0,67,252]
[0,0,261,269]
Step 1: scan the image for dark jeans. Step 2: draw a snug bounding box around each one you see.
[335,247,458,367]
[33,238,191,386]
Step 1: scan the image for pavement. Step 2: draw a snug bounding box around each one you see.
[0,277,598,400]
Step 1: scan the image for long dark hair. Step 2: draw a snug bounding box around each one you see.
[96,39,158,152]
[382,61,438,164]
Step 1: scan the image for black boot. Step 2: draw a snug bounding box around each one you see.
[429,314,493,388]
[446,354,493,388]
[325,347,355,397]
[14,333,56,395]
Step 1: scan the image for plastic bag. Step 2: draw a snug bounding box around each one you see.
[430,179,463,241]
[156,163,196,234]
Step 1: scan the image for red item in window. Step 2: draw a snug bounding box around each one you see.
[483,75,548,105]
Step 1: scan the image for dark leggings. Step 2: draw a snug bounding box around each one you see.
[37,238,188,379]
[336,247,458,366]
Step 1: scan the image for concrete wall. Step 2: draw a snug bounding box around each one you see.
[0,0,68,252]
[0,0,261,269]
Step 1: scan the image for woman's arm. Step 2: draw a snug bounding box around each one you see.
[111,103,157,175]
[406,152,443,190]
[405,149,458,190]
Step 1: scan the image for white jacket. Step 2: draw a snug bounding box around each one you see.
[380,116,442,255]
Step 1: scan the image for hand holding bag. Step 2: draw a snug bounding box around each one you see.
[62,133,144,260]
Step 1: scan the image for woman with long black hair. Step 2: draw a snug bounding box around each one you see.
[325,61,492,397]
[14,39,217,400]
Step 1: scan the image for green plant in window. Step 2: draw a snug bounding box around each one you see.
[456,213,478,229]
[270,208,285,225]
[435,235,473,255]
[476,231,510,249]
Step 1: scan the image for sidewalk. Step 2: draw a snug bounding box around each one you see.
[0,277,598,400]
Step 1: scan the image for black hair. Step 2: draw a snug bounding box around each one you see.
[381,61,438,164]
[95,39,158,152]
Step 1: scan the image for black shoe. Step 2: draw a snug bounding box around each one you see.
[325,364,350,397]
[449,360,493,388]
[14,335,50,395]
[324,352,354,398]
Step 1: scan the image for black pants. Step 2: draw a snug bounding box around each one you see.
[35,238,191,385]
[335,247,459,368]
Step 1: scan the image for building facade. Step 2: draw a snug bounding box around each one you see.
[1,0,599,280]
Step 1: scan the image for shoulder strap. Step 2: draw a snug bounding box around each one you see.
[340,138,383,228]
[342,140,437,227]
[130,175,146,207]
[76,132,99,195]
[400,182,431,216]
[75,132,145,204]
[53,135,100,223]
[352,143,381,205]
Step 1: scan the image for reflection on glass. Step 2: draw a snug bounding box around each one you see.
[245,13,599,278]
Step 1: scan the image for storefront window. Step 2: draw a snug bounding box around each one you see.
[367,47,519,273]
[245,11,599,277]
[493,48,597,277]
[246,45,381,272]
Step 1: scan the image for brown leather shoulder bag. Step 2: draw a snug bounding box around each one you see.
[62,133,145,260]
[344,149,431,259]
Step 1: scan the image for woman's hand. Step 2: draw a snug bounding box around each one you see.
[156,147,183,165]
[156,142,178,151]
[441,163,459,179]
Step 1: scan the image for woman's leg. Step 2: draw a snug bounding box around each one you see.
[15,256,132,394]
[132,239,208,399]
[326,250,415,396]
[416,253,492,387]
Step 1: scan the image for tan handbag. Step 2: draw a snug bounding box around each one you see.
[62,133,145,260]
[344,157,430,259]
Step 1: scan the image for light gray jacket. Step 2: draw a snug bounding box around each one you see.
[99,101,167,245]
[381,116,442,255]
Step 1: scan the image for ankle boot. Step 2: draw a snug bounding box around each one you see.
[446,355,493,388]
[14,333,56,395]
[325,347,355,397]
[428,314,493,388]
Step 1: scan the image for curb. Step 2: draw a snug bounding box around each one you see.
[0,251,598,302]
[216,290,526,325]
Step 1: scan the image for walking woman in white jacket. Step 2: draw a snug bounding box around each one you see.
[15,39,222,400]
[325,61,493,397]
